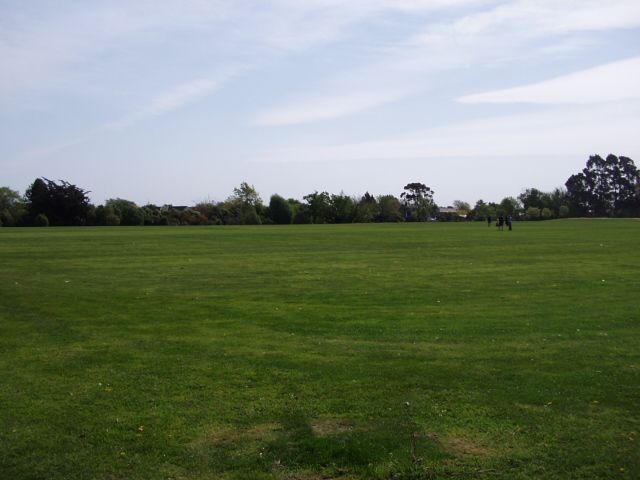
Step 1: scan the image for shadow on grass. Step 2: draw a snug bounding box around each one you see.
[192,407,455,479]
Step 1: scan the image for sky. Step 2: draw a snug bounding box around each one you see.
[1,0,640,207]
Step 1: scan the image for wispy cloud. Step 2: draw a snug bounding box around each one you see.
[252,102,640,163]
[252,0,640,126]
[458,56,640,104]
[252,89,408,126]
[0,1,346,99]
[15,69,239,161]
[19,136,91,161]
[0,2,230,96]
[413,0,640,43]
[105,69,240,129]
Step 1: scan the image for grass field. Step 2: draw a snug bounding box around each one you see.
[1,220,639,479]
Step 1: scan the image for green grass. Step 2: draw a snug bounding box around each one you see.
[1,220,639,479]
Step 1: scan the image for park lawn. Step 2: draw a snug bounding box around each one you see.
[0,220,638,479]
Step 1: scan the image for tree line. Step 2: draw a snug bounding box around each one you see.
[1,154,638,227]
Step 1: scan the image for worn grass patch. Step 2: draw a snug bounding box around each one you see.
[311,418,355,437]
[192,422,283,448]
[440,435,492,457]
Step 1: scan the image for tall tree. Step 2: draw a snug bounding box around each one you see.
[518,188,545,210]
[377,195,403,222]
[231,182,262,208]
[565,154,639,216]
[470,199,498,221]
[548,187,568,216]
[330,193,357,223]
[355,192,378,223]
[400,182,435,221]
[25,178,92,226]
[303,191,333,224]
[225,182,263,225]
[452,200,471,217]
[499,196,521,216]
[268,194,293,224]
[0,187,26,226]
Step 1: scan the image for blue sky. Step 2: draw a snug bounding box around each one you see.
[2,0,639,206]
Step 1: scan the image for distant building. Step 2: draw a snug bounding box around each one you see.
[438,207,458,215]
[161,205,189,212]
[437,207,465,220]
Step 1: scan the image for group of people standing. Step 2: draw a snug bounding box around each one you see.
[487,215,512,231]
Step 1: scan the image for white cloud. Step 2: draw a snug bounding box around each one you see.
[19,136,90,161]
[252,89,408,126]
[105,69,239,129]
[0,2,231,95]
[0,1,356,97]
[458,57,640,104]
[415,0,640,43]
[252,0,640,126]
[252,102,640,163]
[14,69,238,161]
[4,0,640,182]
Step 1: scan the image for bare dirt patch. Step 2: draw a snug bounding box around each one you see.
[191,422,282,448]
[281,470,357,480]
[310,418,354,436]
[282,472,326,480]
[441,435,492,457]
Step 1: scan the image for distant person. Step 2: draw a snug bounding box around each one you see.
[508,215,513,231]
[487,215,492,227]
[498,215,504,231]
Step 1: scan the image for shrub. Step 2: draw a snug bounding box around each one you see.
[0,209,12,227]
[293,204,312,224]
[179,209,208,225]
[105,198,144,225]
[240,206,261,225]
[377,195,403,222]
[105,213,120,226]
[331,193,357,223]
[193,202,224,224]
[34,213,49,227]
[541,207,553,219]
[559,205,570,218]
[526,206,541,220]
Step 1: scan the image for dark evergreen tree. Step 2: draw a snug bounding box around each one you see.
[25,178,92,226]
[268,194,293,224]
